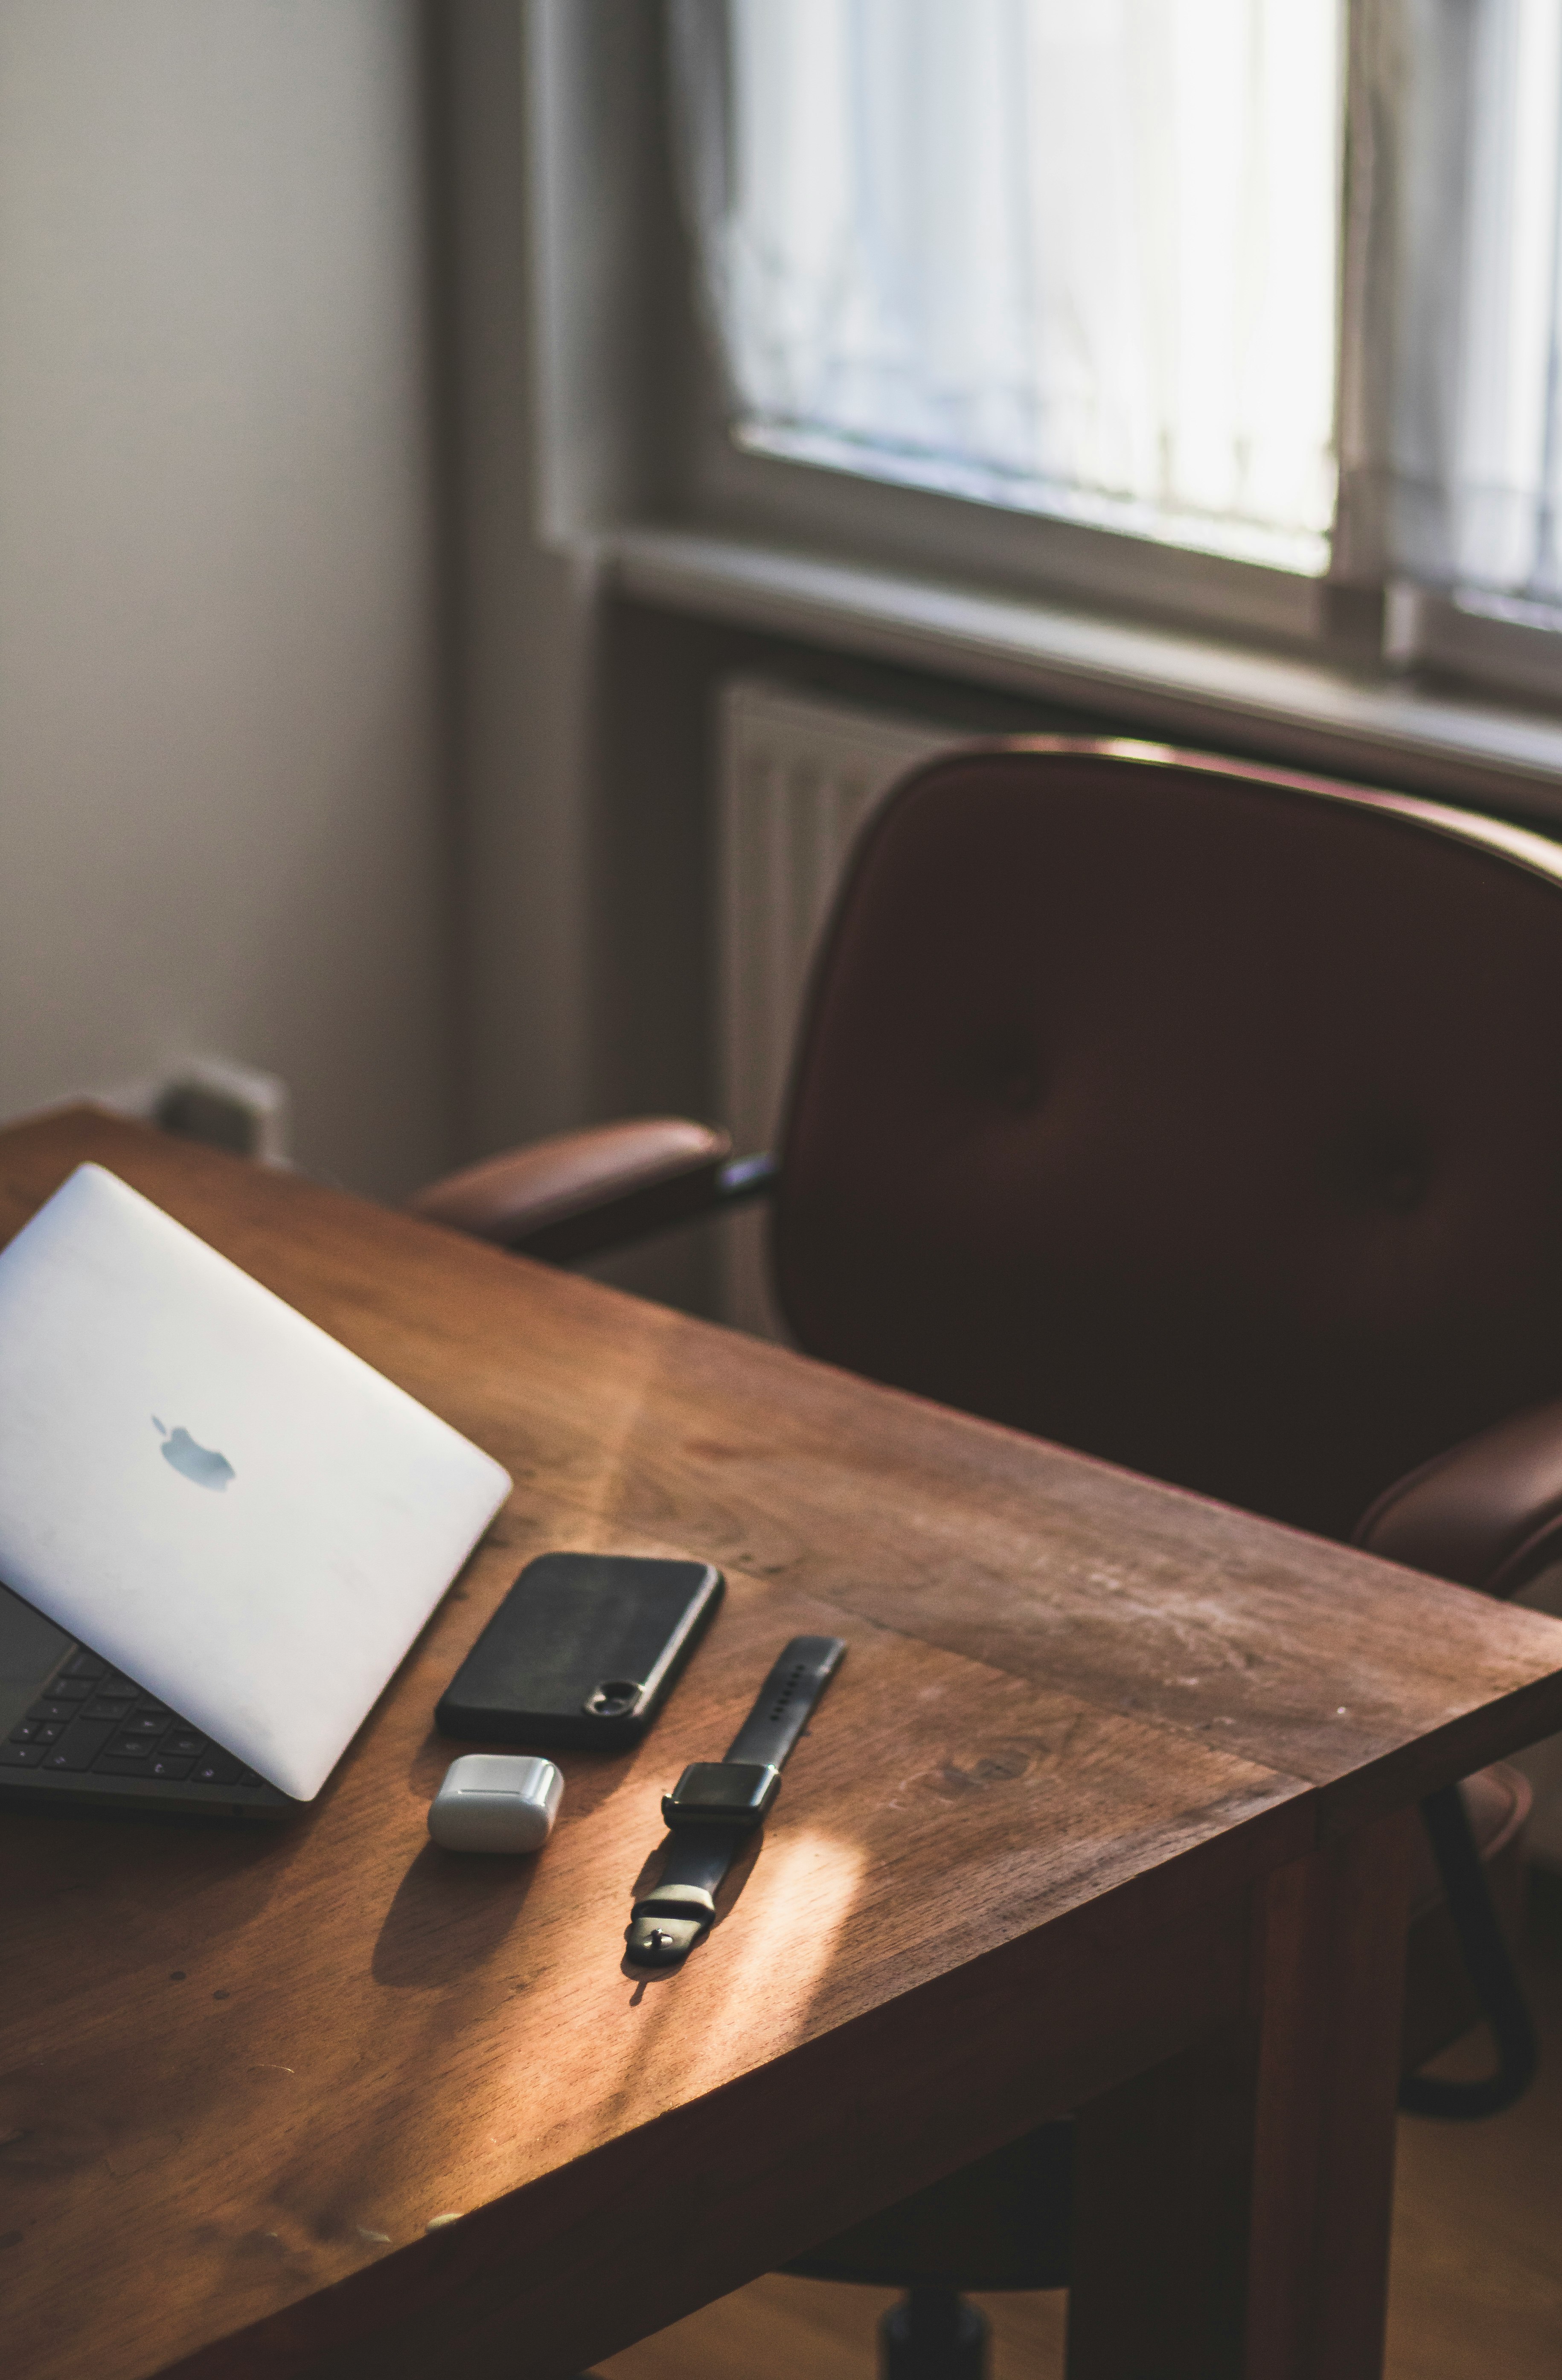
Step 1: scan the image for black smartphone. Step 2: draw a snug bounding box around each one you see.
[436,1552,724,1750]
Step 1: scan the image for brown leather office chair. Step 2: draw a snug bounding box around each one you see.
[415,739,1557,2375]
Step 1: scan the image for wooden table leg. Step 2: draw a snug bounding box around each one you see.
[1065,1807,1415,2380]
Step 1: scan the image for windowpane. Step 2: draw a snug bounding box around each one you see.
[679,0,1344,574]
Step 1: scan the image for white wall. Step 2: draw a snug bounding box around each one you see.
[0,0,450,1199]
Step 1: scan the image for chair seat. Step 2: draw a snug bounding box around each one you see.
[783,2122,1073,2294]
[787,1765,1532,2297]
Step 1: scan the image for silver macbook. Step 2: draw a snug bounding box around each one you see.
[0,1163,511,1810]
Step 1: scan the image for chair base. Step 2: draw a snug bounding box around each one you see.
[1402,1762,1530,2071]
[881,2288,988,2380]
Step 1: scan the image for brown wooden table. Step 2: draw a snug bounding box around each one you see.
[5,1107,1562,2380]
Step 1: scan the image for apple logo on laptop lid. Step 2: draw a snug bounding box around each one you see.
[153,1417,236,1493]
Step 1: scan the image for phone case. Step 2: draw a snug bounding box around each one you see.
[435,1552,724,1749]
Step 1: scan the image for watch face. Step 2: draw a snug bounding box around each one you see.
[667,1761,778,1819]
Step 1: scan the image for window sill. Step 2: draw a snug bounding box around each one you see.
[599,524,1562,826]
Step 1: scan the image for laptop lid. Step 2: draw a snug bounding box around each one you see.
[0,1164,512,1800]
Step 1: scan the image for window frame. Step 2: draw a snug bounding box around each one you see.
[527,0,1562,766]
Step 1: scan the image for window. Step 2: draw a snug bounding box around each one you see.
[669,0,1562,681]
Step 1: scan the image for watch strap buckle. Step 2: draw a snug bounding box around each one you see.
[626,1880,717,1967]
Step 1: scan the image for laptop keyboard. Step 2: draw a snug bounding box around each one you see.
[0,1648,270,1792]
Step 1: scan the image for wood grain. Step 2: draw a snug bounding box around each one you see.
[1,1109,1560,2380]
[1240,1811,1415,2380]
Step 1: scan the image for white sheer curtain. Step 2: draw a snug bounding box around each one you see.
[1358,0,1562,604]
[673,0,1562,606]
[672,0,1343,573]
[1447,0,1562,599]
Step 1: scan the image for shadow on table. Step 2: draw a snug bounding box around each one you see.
[371,1838,538,1989]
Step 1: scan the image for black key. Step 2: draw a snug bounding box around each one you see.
[191,1753,242,1785]
[146,1756,193,1781]
[82,1697,135,1722]
[45,1676,92,1702]
[9,1720,39,1742]
[42,1720,117,1772]
[93,1754,169,1777]
[26,1699,73,1725]
[237,1769,268,1788]
[32,1723,64,1746]
[134,1699,171,1717]
[62,1652,107,1680]
[163,1731,206,1758]
[122,1713,169,1739]
[102,1675,140,1697]
[0,1741,46,1767]
[110,1734,156,1759]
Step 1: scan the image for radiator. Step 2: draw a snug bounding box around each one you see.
[716,679,959,1338]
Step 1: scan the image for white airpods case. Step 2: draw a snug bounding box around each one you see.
[428,1754,563,1853]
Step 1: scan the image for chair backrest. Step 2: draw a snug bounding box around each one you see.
[771,739,1562,1543]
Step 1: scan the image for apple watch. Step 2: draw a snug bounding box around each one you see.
[661,1760,781,1829]
[626,1633,846,1968]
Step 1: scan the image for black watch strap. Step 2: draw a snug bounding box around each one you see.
[627,1634,845,1968]
[723,1635,846,1767]
[638,1822,738,1915]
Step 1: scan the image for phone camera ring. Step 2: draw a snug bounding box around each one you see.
[584,1679,642,1720]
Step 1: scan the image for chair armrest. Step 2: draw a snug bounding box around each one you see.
[1353,1397,1562,1598]
[409,1118,774,1265]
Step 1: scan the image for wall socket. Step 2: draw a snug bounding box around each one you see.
[95,1055,291,1165]
[154,1055,291,1164]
